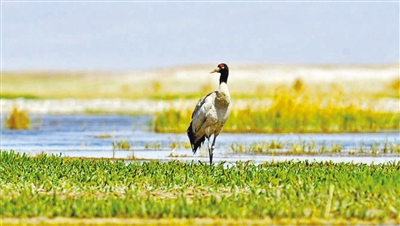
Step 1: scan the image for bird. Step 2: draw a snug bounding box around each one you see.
[187,63,231,165]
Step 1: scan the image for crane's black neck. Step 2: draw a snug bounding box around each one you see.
[219,71,229,84]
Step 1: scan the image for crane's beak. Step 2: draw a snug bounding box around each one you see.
[210,68,220,74]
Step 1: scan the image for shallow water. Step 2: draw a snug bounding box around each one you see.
[1,114,399,164]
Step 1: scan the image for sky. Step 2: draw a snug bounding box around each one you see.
[2,1,399,71]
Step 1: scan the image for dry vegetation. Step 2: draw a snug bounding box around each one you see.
[5,107,30,130]
[2,63,399,100]
[154,78,399,133]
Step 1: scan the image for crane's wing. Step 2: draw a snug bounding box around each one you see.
[190,91,216,130]
[187,91,216,153]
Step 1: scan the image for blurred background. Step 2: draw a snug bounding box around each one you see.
[3,2,398,71]
[2,2,399,134]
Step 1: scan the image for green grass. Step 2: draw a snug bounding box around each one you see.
[1,151,399,224]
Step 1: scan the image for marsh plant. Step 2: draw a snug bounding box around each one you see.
[113,141,132,150]
[112,141,134,159]
[154,87,399,133]
[230,140,399,155]
[6,107,30,130]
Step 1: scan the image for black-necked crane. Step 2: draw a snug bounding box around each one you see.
[187,63,230,165]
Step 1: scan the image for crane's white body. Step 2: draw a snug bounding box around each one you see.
[190,82,230,144]
[187,64,231,165]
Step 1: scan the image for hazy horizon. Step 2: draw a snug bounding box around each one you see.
[2,2,399,71]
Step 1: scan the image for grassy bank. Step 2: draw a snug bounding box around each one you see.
[1,151,399,224]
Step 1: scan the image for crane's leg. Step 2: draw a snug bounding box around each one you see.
[209,135,217,165]
[199,137,210,166]
[207,136,212,165]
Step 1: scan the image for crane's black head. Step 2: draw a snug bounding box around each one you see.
[210,63,229,84]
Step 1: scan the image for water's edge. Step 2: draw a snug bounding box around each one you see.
[2,114,399,164]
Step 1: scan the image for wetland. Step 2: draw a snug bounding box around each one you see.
[1,64,399,225]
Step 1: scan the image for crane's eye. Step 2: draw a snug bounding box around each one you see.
[218,63,225,69]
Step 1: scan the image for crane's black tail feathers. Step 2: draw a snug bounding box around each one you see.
[187,123,205,154]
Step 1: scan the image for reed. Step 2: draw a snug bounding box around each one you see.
[5,107,30,130]
[154,88,399,133]
[154,109,192,133]
[113,141,132,150]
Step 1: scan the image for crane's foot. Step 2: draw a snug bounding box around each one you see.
[198,160,205,166]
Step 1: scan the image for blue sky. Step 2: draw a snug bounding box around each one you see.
[2,1,399,71]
